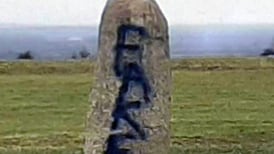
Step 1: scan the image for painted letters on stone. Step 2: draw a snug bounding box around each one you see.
[106,25,153,154]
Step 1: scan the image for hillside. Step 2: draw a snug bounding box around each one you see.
[1,58,274,153]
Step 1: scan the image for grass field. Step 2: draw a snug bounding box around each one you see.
[0,58,274,153]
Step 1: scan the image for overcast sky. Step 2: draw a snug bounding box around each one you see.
[0,0,274,26]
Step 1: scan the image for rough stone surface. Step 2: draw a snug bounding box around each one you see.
[85,0,171,153]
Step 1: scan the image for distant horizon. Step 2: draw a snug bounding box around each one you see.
[1,22,274,60]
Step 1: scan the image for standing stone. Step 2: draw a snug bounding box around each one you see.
[85,0,171,153]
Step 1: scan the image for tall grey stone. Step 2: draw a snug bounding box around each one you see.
[85,0,171,153]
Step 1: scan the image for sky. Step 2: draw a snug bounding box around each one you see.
[0,0,274,26]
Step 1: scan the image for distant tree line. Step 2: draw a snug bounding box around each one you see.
[71,48,91,60]
[261,38,274,57]
[17,50,33,60]
[16,48,92,60]
[261,48,274,57]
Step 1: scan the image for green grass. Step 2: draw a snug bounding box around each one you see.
[0,74,90,150]
[0,58,274,153]
[172,70,274,153]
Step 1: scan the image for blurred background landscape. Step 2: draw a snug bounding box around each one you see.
[1,24,274,61]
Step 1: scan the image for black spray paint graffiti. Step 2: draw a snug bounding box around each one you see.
[105,25,154,154]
